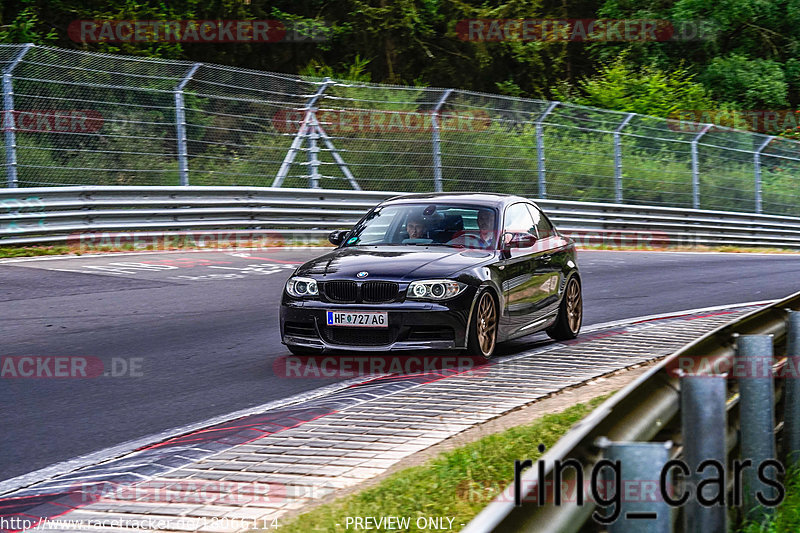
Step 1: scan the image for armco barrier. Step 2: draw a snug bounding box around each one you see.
[2,186,800,248]
[463,291,800,532]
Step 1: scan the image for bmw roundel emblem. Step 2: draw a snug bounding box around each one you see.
[357,271,369,278]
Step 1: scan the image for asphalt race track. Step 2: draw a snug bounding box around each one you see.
[2,249,800,482]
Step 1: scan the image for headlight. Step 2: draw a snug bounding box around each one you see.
[407,279,466,300]
[285,276,319,298]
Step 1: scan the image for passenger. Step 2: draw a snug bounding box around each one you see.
[406,216,427,239]
[477,209,496,248]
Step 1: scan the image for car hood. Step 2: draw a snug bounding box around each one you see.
[295,246,495,281]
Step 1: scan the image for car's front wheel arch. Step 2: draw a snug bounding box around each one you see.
[465,286,500,360]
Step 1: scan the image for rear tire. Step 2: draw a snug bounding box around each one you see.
[546,276,582,341]
[466,290,498,360]
[287,345,324,356]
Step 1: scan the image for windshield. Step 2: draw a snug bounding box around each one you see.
[343,203,499,249]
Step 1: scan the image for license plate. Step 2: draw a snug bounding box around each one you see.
[326,311,388,328]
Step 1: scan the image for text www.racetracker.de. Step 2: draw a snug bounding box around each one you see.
[0,517,280,531]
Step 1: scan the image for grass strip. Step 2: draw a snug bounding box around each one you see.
[277,395,610,533]
[0,239,332,258]
[0,245,72,257]
[742,464,800,532]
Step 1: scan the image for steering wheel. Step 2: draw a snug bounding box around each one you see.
[446,233,487,249]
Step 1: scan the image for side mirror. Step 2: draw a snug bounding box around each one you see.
[328,230,348,247]
[501,232,536,257]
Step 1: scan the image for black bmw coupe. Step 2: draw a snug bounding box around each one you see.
[280,193,582,359]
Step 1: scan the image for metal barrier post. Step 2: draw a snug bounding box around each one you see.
[3,44,33,188]
[273,78,332,188]
[596,440,672,533]
[316,122,361,190]
[174,63,201,186]
[535,101,559,198]
[307,126,320,189]
[754,137,774,214]
[691,124,711,209]
[613,113,635,203]
[736,334,777,519]
[785,311,800,465]
[680,374,727,532]
[431,89,453,193]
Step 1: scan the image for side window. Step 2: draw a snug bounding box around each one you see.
[526,204,555,238]
[503,203,536,235]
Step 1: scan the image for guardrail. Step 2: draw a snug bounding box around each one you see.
[3,186,800,248]
[463,291,800,532]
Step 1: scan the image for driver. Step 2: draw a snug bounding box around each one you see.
[448,209,496,249]
[406,216,427,239]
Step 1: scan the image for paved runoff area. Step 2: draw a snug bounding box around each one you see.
[0,304,759,533]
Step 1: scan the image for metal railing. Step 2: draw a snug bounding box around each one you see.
[3,186,800,248]
[1,44,799,217]
[463,292,800,532]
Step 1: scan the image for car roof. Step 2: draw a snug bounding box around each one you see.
[380,192,533,209]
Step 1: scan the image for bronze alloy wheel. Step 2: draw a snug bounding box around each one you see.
[546,276,582,341]
[475,291,497,356]
[566,277,582,333]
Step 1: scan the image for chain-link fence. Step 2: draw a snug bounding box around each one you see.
[2,44,799,216]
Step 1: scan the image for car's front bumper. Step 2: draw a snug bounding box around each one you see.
[280,293,475,352]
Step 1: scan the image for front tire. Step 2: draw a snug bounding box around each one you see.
[466,290,498,359]
[547,276,582,341]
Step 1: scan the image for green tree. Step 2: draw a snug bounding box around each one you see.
[564,56,717,118]
[702,54,789,109]
[0,5,57,44]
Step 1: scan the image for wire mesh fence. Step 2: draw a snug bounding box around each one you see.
[2,43,799,216]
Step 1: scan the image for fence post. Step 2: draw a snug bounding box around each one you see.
[307,125,320,189]
[680,374,727,532]
[3,44,33,188]
[613,113,635,203]
[785,311,800,466]
[273,78,332,188]
[314,117,361,190]
[431,89,453,193]
[691,124,712,209]
[174,63,201,186]
[753,136,774,214]
[595,439,672,533]
[736,334,777,520]
[536,101,559,198]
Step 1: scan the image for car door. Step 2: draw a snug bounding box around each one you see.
[499,202,555,335]
[526,203,563,318]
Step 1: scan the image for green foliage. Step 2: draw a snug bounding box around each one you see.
[299,54,373,83]
[596,0,800,109]
[741,464,800,533]
[703,55,789,109]
[0,5,57,44]
[566,56,717,118]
